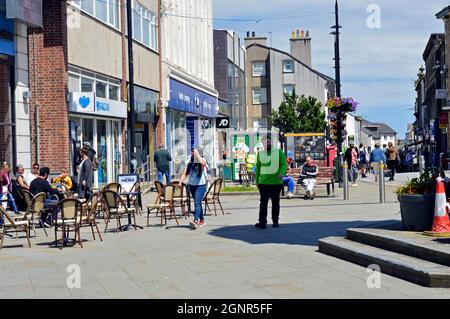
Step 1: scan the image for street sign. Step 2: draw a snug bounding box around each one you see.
[436,89,448,100]
[216,117,230,129]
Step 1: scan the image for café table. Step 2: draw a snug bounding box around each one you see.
[119,191,143,231]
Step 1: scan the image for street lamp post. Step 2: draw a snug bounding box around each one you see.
[126,0,136,173]
[331,0,343,183]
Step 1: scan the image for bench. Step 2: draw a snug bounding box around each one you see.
[282,167,335,197]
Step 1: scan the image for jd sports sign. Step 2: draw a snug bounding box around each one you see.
[216,117,230,128]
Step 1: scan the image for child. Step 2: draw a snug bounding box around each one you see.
[52,169,73,192]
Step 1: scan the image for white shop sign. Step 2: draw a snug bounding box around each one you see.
[69,92,127,119]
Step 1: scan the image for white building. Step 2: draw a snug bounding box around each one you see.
[160,0,219,176]
[360,119,397,150]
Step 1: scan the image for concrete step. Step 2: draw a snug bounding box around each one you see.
[318,236,450,287]
[347,228,450,267]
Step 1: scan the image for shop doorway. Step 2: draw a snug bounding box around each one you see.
[0,63,14,166]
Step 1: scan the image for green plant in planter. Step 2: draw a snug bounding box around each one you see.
[394,168,440,195]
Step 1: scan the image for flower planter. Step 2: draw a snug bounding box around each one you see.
[398,194,435,231]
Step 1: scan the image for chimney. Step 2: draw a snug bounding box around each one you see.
[245,31,267,47]
[289,29,312,67]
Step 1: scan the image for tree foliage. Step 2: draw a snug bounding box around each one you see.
[270,92,327,133]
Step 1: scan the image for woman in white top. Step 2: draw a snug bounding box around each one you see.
[179,147,209,229]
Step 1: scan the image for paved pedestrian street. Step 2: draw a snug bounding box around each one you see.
[1,178,450,299]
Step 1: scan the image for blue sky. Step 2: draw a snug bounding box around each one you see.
[212,0,450,137]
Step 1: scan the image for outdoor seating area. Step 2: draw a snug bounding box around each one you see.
[0,178,226,250]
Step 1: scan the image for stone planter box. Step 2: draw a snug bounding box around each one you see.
[398,194,435,231]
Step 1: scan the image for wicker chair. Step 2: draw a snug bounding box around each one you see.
[54,198,83,250]
[203,178,225,216]
[102,190,136,232]
[159,184,179,227]
[146,181,169,226]
[80,193,103,241]
[0,207,31,249]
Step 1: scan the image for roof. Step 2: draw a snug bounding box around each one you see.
[246,43,335,82]
[360,119,397,138]
[436,6,450,19]
[423,33,445,60]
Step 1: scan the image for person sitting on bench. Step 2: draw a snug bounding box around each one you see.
[299,157,318,200]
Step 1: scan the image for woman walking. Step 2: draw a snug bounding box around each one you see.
[0,162,18,215]
[386,142,399,181]
[179,147,209,229]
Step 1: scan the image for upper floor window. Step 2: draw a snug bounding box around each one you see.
[71,0,119,30]
[252,62,266,77]
[283,60,294,73]
[283,84,295,97]
[252,87,267,105]
[69,66,121,101]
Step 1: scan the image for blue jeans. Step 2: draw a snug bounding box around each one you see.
[2,192,18,213]
[189,184,207,222]
[282,176,295,193]
[158,170,171,184]
[44,199,60,222]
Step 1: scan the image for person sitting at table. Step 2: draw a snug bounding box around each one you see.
[52,168,73,192]
[30,167,63,225]
[298,157,318,200]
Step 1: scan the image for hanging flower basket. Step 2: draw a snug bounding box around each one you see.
[326,97,359,113]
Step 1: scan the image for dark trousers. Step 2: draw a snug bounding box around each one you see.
[258,184,283,225]
[387,160,396,179]
[78,185,92,200]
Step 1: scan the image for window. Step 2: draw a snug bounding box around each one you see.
[252,88,267,105]
[253,119,268,130]
[283,60,294,73]
[95,0,107,23]
[283,85,295,96]
[143,17,150,47]
[69,74,80,92]
[109,0,119,29]
[70,66,121,101]
[81,77,94,92]
[109,85,119,101]
[81,0,94,15]
[96,81,107,98]
[252,62,266,77]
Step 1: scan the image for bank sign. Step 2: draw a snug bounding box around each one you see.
[0,11,15,58]
[169,78,218,118]
[69,92,127,119]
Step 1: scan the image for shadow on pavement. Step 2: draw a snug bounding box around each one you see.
[208,219,400,246]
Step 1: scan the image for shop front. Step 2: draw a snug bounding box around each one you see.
[69,92,127,188]
[167,78,218,177]
[133,86,159,168]
[0,7,15,166]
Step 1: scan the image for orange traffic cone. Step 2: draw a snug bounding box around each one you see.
[423,177,450,237]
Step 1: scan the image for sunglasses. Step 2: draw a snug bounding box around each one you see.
[33,167,39,169]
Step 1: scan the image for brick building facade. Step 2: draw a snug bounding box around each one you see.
[28,0,70,172]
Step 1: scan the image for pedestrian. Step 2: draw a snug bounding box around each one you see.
[299,156,318,200]
[344,143,359,187]
[359,143,369,178]
[27,162,39,185]
[0,162,18,215]
[77,148,93,200]
[405,149,414,172]
[369,144,387,182]
[30,166,63,225]
[254,134,288,229]
[131,154,138,174]
[179,147,209,229]
[154,144,172,184]
[386,142,399,181]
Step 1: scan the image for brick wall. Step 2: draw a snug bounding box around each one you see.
[28,0,69,172]
[0,65,12,164]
